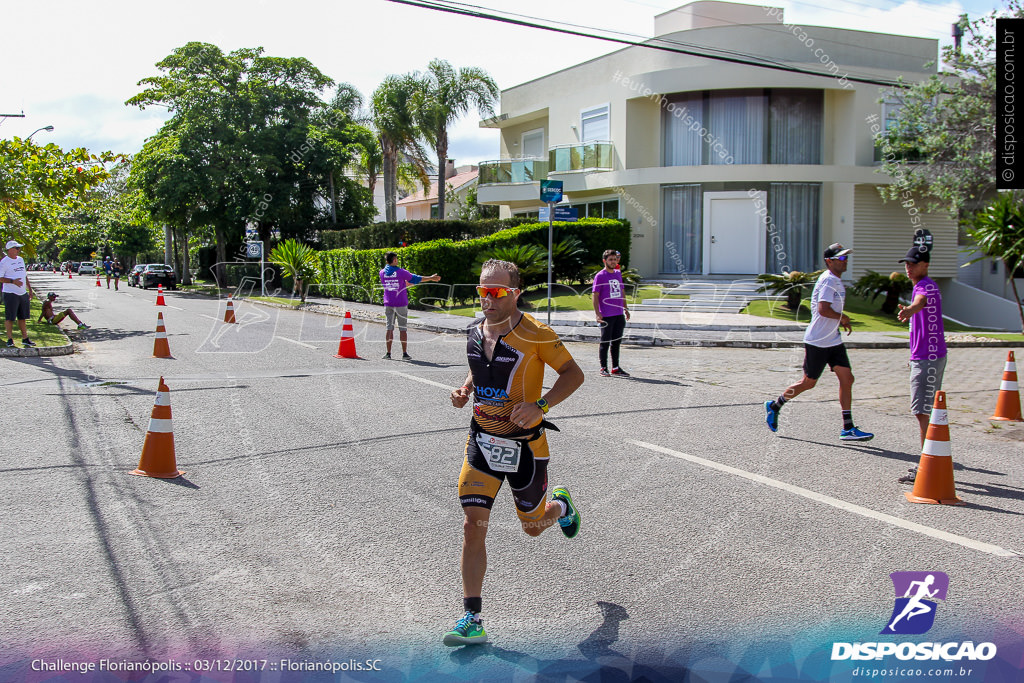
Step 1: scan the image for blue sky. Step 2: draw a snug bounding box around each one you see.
[0,0,1003,166]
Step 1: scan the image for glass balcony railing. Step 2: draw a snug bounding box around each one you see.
[478,157,549,185]
[549,141,614,173]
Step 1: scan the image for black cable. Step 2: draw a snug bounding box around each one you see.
[386,0,910,88]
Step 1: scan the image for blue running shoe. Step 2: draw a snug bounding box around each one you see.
[443,611,487,646]
[551,486,581,539]
[764,400,778,432]
[840,426,874,441]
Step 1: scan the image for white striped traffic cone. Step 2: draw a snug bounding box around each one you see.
[131,376,183,478]
[991,351,1023,421]
[905,391,961,505]
[153,311,172,358]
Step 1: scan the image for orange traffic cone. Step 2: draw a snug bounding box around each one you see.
[333,311,359,358]
[68,270,73,280]
[153,311,172,358]
[990,351,1023,421]
[905,391,962,505]
[224,296,237,324]
[131,376,183,478]
[155,284,166,306]
[95,274,101,287]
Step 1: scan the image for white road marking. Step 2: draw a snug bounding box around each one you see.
[275,336,317,349]
[628,440,1019,558]
[389,371,453,390]
[199,314,218,321]
[158,304,185,311]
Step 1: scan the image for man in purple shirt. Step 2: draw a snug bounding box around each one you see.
[592,249,631,377]
[379,252,440,360]
[896,244,947,460]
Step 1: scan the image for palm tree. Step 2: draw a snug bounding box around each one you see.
[413,59,498,220]
[269,238,318,302]
[372,74,430,222]
[966,191,1024,332]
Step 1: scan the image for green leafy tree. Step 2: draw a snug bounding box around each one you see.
[0,137,117,253]
[966,191,1024,331]
[876,2,1024,216]
[127,42,356,283]
[756,270,824,310]
[851,270,913,314]
[413,59,498,219]
[448,183,498,221]
[269,238,318,301]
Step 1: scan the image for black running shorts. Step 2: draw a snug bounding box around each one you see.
[803,343,851,380]
[458,430,550,523]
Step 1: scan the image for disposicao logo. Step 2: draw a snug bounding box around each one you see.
[831,571,997,663]
[881,571,948,635]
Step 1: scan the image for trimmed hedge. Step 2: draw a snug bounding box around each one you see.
[314,218,630,307]
[318,218,534,250]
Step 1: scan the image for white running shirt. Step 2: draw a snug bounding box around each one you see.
[0,255,28,296]
[803,269,845,348]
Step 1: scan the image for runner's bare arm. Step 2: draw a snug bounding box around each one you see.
[896,293,928,323]
[509,358,584,427]
[451,372,474,408]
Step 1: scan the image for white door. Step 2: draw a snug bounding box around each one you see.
[703,192,765,275]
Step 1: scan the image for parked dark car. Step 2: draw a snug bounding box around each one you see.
[140,264,177,290]
[128,264,146,287]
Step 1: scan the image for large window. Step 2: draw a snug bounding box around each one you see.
[663,89,822,166]
[766,183,821,273]
[661,185,702,274]
[522,128,545,158]
[581,105,609,142]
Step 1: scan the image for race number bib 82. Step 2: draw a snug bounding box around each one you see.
[475,433,522,473]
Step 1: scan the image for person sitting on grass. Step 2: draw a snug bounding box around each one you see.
[39,292,89,330]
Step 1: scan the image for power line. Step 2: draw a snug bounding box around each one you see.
[387,0,913,87]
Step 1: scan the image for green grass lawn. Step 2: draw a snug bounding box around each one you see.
[439,284,669,317]
[17,298,72,348]
[249,296,303,307]
[742,294,990,334]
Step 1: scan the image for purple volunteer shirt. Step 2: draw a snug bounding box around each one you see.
[592,268,626,317]
[379,265,422,307]
[909,277,947,361]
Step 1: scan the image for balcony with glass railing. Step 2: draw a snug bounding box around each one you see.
[548,141,614,173]
[478,157,549,185]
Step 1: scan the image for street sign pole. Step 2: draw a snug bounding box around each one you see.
[260,241,266,297]
[547,201,554,326]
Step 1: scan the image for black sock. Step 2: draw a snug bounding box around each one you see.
[842,410,854,430]
[771,395,788,412]
[463,597,482,615]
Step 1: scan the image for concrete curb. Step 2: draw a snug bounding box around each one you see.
[237,298,1023,350]
[0,342,74,358]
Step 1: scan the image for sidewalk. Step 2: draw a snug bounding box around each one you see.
[255,294,1014,350]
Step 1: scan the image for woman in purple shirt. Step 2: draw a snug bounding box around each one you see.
[592,249,631,377]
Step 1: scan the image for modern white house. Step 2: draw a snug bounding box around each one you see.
[477,0,1019,328]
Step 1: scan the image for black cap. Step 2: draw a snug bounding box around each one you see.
[46,292,58,299]
[899,246,930,264]
[823,243,853,259]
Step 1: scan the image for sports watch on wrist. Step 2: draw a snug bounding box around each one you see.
[535,398,549,414]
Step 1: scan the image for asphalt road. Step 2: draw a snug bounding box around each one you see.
[2,274,1022,682]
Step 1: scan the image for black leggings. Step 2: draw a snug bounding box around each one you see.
[599,314,626,369]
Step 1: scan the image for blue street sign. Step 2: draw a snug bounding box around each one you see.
[540,180,563,203]
[246,242,263,259]
[539,206,579,222]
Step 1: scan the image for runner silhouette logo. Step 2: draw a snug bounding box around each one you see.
[880,571,949,635]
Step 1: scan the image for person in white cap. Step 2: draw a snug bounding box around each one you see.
[0,240,36,348]
[764,243,874,441]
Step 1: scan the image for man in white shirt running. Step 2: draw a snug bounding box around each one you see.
[0,240,37,348]
[764,243,873,441]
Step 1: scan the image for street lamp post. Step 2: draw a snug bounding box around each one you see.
[27,125,54,141]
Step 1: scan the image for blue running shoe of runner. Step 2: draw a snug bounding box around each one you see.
[764,400,778,432]
[552,486,581,539]
[840,426,874,441]
[443,611,487,646]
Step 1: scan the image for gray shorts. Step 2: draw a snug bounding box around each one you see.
[910,356,946,414]
[385,306,408,331]
[4,292,30,322]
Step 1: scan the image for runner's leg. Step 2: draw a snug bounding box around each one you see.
[462,506,490,599]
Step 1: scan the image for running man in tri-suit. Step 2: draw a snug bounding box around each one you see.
[444,258,585,646]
